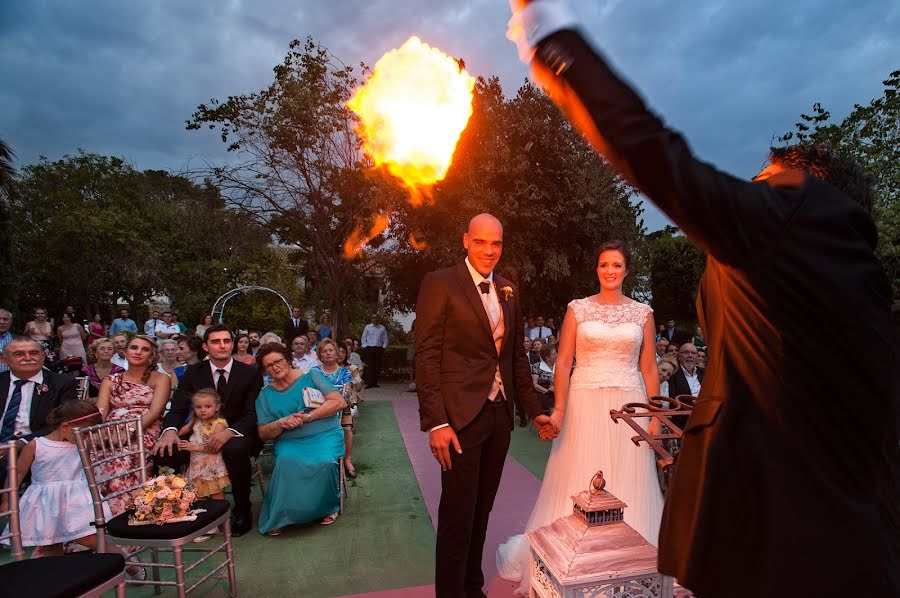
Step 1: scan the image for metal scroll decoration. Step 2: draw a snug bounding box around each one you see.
[609,395,695,495]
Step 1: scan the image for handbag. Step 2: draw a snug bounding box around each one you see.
[302,387,325,409]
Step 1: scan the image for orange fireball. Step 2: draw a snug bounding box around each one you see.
[348,36,476,204]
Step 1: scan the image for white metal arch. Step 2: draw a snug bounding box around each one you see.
[210,286,293,324]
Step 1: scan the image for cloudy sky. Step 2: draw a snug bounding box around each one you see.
[1,0,896,230]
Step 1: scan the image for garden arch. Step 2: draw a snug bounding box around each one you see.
[210,286,292,324]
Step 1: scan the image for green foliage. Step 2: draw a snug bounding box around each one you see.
[6,152,290,323]
[381,77,647,316]
[647,226,706,324]
[779,69,899,301]
[0,138,16,307]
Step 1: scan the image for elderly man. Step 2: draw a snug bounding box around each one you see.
[0,336,77,484]
[290,335,319,372]
[0,309,12,373]
[668,342,703,398]
[110,333,129,370]
[655,337,669,363]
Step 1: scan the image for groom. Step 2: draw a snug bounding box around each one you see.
[415,213,556,598]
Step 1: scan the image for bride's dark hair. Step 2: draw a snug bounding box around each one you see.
[597,240,631,269]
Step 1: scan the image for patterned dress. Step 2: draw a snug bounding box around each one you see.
[100,373,162,516]
[185,417,231,497]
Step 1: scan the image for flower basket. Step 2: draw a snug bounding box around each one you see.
[128,468,199,526]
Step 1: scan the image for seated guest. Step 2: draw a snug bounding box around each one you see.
[531,342,557,414]
[344,336,364,375]
[232,333,256,365]
[82,337,124,398]
[657,357,677,398]
[154,311,180,340]
[177,335,206,366]
[665,342,679,356]
[110,333,129,370]
[255,343,347,535]
[313,339,358,479]
[96,335,170,516]
[523,336,533,356]
[291,335,320,371]
[260,332,283,346]
[153,324,264,536]
[528,338,544,366]
[691,325,706,350]
[0,337,77,487]
[156,339,185,390]
[306,329,319,352]
[669,343,704,399]
[248,331,261,355]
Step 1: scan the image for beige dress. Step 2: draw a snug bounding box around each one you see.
[185,418,231,497]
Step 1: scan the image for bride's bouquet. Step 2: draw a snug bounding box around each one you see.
[129,467,199,525]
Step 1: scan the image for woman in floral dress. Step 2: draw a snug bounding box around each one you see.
[96,335,170,516]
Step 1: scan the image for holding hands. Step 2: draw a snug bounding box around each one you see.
[533,414,559,440]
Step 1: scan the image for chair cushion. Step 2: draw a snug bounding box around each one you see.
[106,499,231,540]
[0,552,125,597]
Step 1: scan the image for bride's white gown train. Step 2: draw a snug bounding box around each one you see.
[497,299,665,595]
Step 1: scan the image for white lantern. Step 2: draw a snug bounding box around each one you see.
[525,471,674,598]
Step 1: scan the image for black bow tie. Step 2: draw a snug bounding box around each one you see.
[478,281,490,295]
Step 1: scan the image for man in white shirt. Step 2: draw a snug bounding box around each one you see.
[668,338,703,398]
[110,334,129,370]
[360,313,388,388]
[528,315,552,340]
[154,311,180,340]
[290,335,320,372]
[144,310,161,338]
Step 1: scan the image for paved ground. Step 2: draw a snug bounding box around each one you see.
[0,382,554,597]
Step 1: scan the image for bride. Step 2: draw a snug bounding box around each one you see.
[497,240,665,593]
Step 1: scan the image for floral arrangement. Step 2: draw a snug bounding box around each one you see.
[129,467,198,525]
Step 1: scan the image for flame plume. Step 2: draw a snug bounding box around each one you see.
[343,214,389,260]
[347,36,476,204]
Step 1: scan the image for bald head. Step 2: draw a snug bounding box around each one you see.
[467,213,503,235]
[464,213,504,277]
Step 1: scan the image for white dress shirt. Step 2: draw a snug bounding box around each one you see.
[528,326,552,340]
[361,324,388,349]
[111,353,129,370]
[2,370,44,440]
[292,352,321,372]
[155,322,180,337]
[144,319,160,336]
[681,366,702,396]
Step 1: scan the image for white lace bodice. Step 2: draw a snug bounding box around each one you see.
[568,298,652,390]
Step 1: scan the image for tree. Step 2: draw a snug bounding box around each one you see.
[647,226,706,325]
[7,152,285,323]
[0,138,16,307]
[381,77,648,318]
[779,69,899,301]
[186,37,404,339]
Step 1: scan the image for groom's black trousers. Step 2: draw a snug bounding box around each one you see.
[436,399,511,598]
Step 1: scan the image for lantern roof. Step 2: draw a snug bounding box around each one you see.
[525,489,659,585]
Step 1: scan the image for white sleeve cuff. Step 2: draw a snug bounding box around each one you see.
[227,427,244,438]
[507,0,578,62]
[429,423,450,432]
[162,426,179,435]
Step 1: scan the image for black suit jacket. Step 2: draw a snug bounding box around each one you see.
[163,361,263,439]
[0,369,77,441]
[283,318,309,345]
[415,263,544,432]
[534,29,900,596]
[667,366,704,399]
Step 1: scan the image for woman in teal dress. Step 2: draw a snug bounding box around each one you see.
[255,343,347,536]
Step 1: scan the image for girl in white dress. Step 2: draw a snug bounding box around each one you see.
[498,241,665,594]
[2,401,142,575]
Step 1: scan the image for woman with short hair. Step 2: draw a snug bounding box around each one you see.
[255,343,347,535]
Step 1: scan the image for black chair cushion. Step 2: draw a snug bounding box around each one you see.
[0,552,124,597]
[106,498,231,540]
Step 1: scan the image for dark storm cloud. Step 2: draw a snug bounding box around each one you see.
[1,0,897,230]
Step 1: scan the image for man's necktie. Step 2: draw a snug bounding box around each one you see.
[1,380,26,441]
[215,369,227,398]
[479,281,490,294]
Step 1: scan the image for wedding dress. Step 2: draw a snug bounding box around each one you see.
[497,299,665,594]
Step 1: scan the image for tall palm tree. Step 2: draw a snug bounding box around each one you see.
[0,138,16,199]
